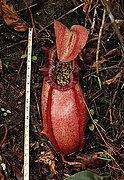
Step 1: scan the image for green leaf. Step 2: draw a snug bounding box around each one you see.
[6,110,11,114]
[21,54,27,59]
[1,108,5,112]
[4,62,9,68]
[89,109,95,115]
[89,124,95,131]
[65,170,111,180]
[97,76,102,88]
[3,112,7,117]
[92,75,102,89]
[31,56,37,61]
[93,119,98,124]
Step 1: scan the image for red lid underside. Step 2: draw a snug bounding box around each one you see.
[54,20,88,62]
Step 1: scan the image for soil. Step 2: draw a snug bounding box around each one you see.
[0,0,124,179]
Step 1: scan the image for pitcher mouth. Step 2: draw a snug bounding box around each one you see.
[48,50,73,87]
[42,47,79,91]
[52,59,73,87]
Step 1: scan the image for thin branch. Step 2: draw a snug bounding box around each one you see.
[96,8,106,75]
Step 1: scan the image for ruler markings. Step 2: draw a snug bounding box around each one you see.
[24,28,33,180]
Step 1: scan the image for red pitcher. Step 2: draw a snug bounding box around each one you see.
[41,20,88,155]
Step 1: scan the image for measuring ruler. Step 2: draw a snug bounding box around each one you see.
[24,28,33,180]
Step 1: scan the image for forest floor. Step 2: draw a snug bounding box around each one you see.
[0,0,124,179]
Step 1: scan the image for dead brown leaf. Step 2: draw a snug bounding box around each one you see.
[61,152,104,168]
[76,152,104,167]
[0,0,27,32]
[36,148,58,175]
[105,71,122,85]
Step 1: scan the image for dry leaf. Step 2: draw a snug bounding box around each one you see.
[61,152,104,168]
[76,152,104,167]
[0,0,27,32]
[105,71,122,85]
[36,148,58,175]
[49,160,58,176]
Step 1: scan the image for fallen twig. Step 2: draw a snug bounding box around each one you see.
[0,40,27,52]
[105,71,122,85]
[96,8,106,74]
[0,125,8,148]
